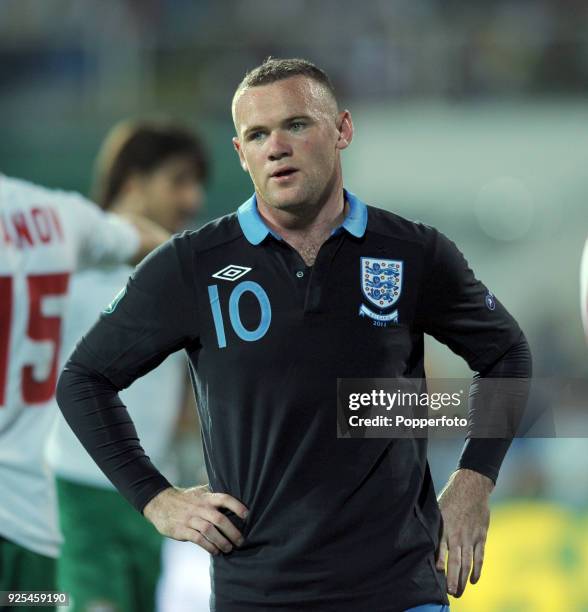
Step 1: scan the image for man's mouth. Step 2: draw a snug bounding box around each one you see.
[270,168,298,181]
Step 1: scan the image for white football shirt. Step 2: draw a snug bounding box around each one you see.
[0,174,139,557]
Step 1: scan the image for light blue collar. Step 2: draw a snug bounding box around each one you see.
[237,189,368,245]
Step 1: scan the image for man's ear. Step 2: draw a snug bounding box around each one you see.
[232,137,249,172]
[335,110,353,150]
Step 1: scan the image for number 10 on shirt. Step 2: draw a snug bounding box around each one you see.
[208,280,272,348]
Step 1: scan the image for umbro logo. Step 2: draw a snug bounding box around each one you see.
[212,264,252,282]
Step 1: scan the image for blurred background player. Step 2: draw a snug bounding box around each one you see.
[46,119,209,612]
[0,173,167,602]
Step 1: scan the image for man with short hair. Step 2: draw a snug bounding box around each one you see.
[57,58,531,611]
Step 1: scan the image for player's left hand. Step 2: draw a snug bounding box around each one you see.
[435,468,494,598]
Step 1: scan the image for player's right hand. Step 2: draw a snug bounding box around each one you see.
[142,485,249,555]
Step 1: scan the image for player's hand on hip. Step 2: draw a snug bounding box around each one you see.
[435,468,494,598]
[142,485,249,555]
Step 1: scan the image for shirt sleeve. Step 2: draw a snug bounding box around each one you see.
[70,193,140,268]
[416,229,529,484]
[56,233,200,512]
[457,332,532,483]
[416,228,522,371]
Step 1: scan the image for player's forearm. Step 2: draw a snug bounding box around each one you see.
[457,331,532,483]
[55,359,172,513]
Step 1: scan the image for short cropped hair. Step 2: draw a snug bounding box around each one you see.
[93,119,208,210]
[232,57,338,117]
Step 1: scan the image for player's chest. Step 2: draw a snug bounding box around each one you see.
[196,238,424,355]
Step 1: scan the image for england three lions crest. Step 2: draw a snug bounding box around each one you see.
[359,257,403,323]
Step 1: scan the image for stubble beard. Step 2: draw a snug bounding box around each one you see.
[261,165,338,217]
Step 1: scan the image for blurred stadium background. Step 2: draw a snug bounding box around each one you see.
[1,1,587,610]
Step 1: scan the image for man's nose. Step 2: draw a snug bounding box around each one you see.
[267,131,292,161]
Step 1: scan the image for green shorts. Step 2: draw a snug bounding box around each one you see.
[0,535,56,612]
[56,477,162,612]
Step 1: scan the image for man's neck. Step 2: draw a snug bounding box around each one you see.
[256,184,348,266]
[257,176,346,232]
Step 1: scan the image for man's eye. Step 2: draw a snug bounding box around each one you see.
[249,131,265,142]
[290,121,305,131]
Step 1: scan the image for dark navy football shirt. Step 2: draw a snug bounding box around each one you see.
[58,189,522,611]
